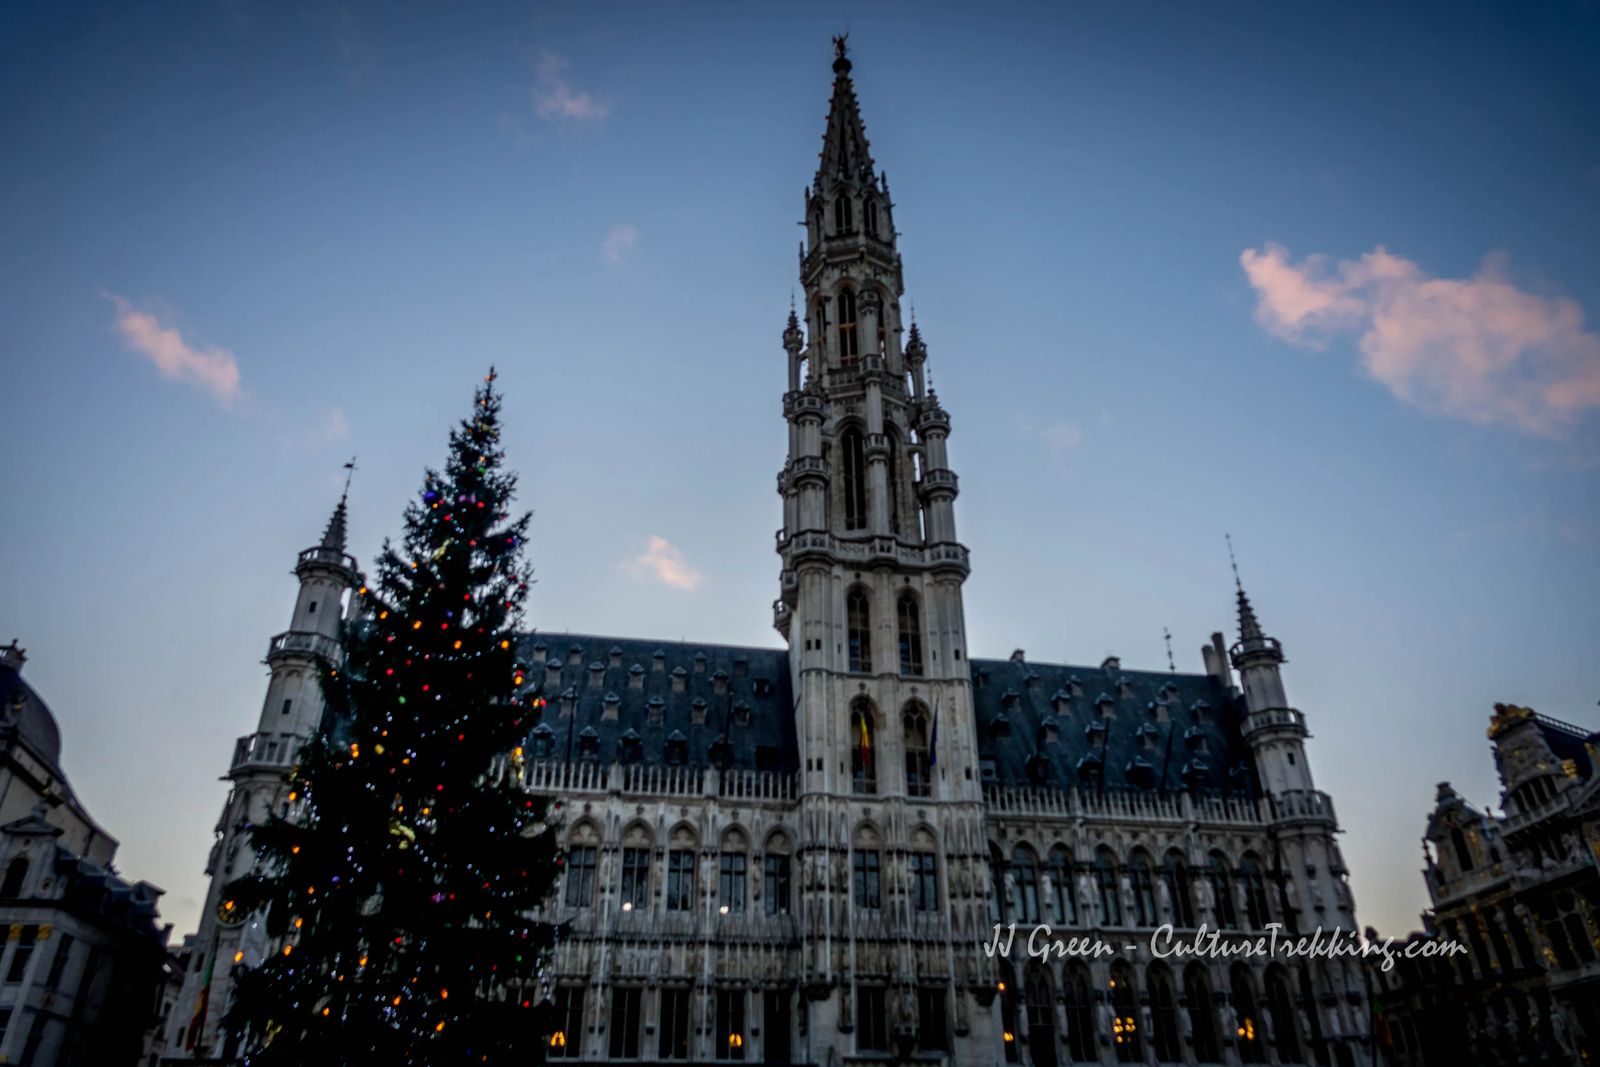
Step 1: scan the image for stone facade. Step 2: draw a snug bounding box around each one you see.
[0,641,169,1064]
[1370,704,1598,1066]
[164,41,1372,1067]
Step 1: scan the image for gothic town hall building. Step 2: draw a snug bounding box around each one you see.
[165,44,1371,1067]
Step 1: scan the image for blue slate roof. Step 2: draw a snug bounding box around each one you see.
[516,634,798,773]
[969,656,1256,796]
[514,635,1256,796]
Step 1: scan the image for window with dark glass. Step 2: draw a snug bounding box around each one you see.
[903,704,930,797]
[846,588,871,669]
[1049,847,1078,924]
[1094,851,1122,925]
[837,288,860,362]
[912,852,939,912]
[833,194,853,235]
[609,987,643,1059]
[897,594,924,676]
[850,702,877,794]
[620,848,650,911]
[549,985,585,1059]
[853,850,882,909]
[764,854,792,915]
[666,849,695,912]
[715,989,747,1061]
[917,986,949,1050]
[1162,851,1194,927]
[564,847,597,908]
[764,989,794,1065]
[856,985,888,1051]
[719,852,747,913]
[1012,847,1041,924]
[659,988,692,1060]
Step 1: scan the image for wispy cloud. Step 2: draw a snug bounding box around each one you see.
[322,406,350,441]
[1020,418,1083,473]
[535,50,608,122]
[105,294,242,407]
[601,224,638,265]
[1241,243,1600,437]
[623,535,703,591]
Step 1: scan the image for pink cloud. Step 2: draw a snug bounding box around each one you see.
[1240,244,1600,436]
[601,224,637,265]
[105,294,242,406]
[623,536,703,591]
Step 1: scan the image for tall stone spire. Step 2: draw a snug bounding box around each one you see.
[1236,584,1264,643]
[817,34,874,187]
[320,457,355,551]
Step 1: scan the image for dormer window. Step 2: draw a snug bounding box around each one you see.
[619,729,643,763]
[665,730,688,766]
[577,726,600,760]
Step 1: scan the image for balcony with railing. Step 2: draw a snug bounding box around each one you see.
[518,759,796,803]
[917,469,959,496]
[1241,706,1308,739]
[296,544,358,573]
[231,731,302,775]
[982,784,1264,827]
[265,629,343,665]
[1269,789,1337,825]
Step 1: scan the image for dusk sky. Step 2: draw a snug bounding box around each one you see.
[2,1,1597,943]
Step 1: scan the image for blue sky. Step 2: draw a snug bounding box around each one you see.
[1,1,1596,941]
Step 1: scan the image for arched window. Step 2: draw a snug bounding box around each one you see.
[910,830,939,912]
[1265,965,1301,1062]
[1147,964,1182,1063]
[841,428,867,531]
[1025,963,1058,1067]
[1162,850,1194,927]
[1231,964,1266,1062]
[1109,962,1141,1063]
[1011,846,1041,924]
[1062,963,1095,1063]
[1239,854,1270,930]
[1184,963,1219,1063]
[1451,826,1475,872]
[865,198,879,237]
[897,592,924,676]
[903,703,930,797]
[0,857,26,898]
[850,701,877,795]
[1094,847,1122,926]
[1048,846,1077,925]
[833,194,853,235]
[846,587,871,670]
[1208,852,1238,929]
[836,287,859,363]
[1128,851,1158,927]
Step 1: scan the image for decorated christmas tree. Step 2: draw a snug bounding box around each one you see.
[224,370,559,1064]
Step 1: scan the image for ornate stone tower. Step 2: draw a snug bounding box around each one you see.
[774,37,999,1061]
[1230,582,1368,1043]
[164,491,358,1060]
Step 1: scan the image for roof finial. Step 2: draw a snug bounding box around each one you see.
[833,32,850,66]
[1227,534,1265,641]
[1164,627,1176,673]
[1226,532,1241,591]
[321,459,355,551]
[341,455,357,503]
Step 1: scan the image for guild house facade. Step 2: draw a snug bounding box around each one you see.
[165,41,1372,1067]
